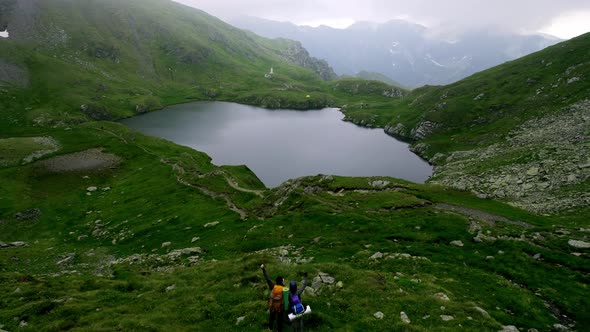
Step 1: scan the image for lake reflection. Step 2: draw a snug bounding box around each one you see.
[121,101,432,187]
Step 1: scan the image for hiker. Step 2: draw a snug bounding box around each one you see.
[287,273,308,332]
[261,264,286,332]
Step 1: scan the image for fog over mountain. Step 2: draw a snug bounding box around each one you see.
[230,17,561,87]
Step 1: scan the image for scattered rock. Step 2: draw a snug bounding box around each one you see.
[235,316,245,325]
[313,237,321,243]
[165,284,176,292]
[204,221,220,228]
[370,252,384,260]
[475,306,490,317]
[336,281,344,289]
[10,241,27,247]
[553,324,570,331]
[369,180,390,188]
[19,320,28,328]
[450,240,464,247]
[180,247,203,255]
[440,315,454,321]
[161,242,172,248]
[191,237,200,243]
[400,311,410,323]
[498,326,520,332]
[318,272,335,284]
[374,311,384,319]
[86,186,98,192]
[533,253,541,260]
[14,208,42,221]
[526,167,539,176]
[568,239,590,248]
[567,77,580,84]
[434,293,450,301]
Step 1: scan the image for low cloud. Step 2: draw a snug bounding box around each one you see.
[175,0,590,35]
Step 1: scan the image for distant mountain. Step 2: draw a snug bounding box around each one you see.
[230,16,561,87]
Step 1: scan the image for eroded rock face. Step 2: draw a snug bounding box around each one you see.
[277,41,337,81]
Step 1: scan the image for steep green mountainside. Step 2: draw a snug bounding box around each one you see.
[0,1,588,331]
[0,0,341,126]
[344,33,590,214]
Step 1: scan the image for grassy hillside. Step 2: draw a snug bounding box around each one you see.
[344,33,590,214]
[1,122,588,331]
[0,1,588,331]
[0,0,344,127]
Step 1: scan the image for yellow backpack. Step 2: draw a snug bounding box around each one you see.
[269,285,284,312]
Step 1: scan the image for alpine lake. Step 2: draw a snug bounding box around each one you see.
[120,101,432,187]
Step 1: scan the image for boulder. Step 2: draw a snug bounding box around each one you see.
[568,240,590,248]
[498,326,520,332]
[434,293,450,301]
[374,311,384,319]
[440,315,454,321]
[450,240,464,247]
[400,311,410,323]
[369,252,384,260]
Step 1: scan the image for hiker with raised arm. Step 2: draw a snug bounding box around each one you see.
[287,272,310,332]
[261,264,286,332]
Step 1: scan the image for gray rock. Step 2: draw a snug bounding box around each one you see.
[475,306,490,317]
[553,324,570,331]
[400,311,410,323]
[450,240,464,247]
[336,281,344,289]
[191,237,200,243]
[369,180,390,188]
[235,316,245,325]
[370,252,384,260]
[161,242,172,248]
[180,247,203,255]
[10,241,27,247]
[440,315,454,321]
[434,293,450,301]
[567,77,580,84]
[204,221,220,228]
[165,284,176,292]
[374,311,384,319]
[526,167,539,176]
[318,272,335,284]
[568,240,590,248]
[498,326,520,332]
[86,186,98,192]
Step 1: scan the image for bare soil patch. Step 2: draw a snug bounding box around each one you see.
[36,148,121,172]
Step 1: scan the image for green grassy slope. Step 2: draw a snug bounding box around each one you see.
[0,0,344,126]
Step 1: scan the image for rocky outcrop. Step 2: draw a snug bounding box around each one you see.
[411,121,439,140]
[277,41,337,81]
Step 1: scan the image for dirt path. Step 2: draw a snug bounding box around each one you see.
[434,203,533,228]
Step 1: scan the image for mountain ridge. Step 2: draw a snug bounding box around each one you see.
[230,16,561,87]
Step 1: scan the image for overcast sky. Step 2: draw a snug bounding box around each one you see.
[174,0,590,39]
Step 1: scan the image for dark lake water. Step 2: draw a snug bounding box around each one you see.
[120,101,432,187]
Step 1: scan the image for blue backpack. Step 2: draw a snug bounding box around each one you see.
[290,294,304,314]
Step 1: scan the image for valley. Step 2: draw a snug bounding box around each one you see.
[0,0,588,331]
